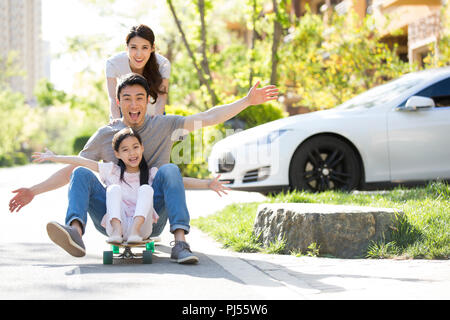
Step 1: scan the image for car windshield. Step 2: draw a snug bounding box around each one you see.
[335,75,425,110]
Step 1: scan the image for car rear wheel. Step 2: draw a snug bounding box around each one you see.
[289,136,361,192]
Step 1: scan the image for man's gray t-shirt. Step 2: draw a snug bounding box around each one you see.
[80,115,186,168]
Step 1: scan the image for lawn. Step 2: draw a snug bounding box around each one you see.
[192,182,450,259]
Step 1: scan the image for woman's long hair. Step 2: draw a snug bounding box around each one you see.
[112,127,149,186]
[126,24,166,104]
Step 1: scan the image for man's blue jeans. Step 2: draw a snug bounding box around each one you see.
[65,163,191,236]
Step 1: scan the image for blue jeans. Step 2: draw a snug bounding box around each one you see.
[65,163,191,236]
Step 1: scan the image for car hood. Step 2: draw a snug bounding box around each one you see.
[216,107,360,147]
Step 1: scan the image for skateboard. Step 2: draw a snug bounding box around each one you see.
[103,239,155,265]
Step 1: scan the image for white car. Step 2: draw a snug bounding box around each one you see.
[208,67,450,193]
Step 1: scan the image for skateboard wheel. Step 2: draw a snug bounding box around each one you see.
[146,241,155,253]
[143,250,152,264]
[112,245,120,254]
[103,251,113,265]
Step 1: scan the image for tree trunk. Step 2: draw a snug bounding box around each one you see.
[167,0,218,106]
[198,0,213,80]
[270,0,282,85]
[248,0,257,90]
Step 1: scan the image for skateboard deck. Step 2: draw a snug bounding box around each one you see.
[103,239,155,265]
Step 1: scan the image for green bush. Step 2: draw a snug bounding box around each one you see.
[0,154,14,167]
[73,135,91,154]
[0,152,29,167]
[13,152,29,165]
[167,104,230,178]
[236,103,286,129]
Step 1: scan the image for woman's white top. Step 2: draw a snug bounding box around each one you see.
[106,51,171,116]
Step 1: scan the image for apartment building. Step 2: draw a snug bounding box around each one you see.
[0,0,44,103]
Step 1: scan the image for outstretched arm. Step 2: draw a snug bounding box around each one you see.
[32,148,99,172]
[107,77,121,119]
[9,164,76,213]
[183,81,279,132]
[9,149,101,213]
[182,175,231,197]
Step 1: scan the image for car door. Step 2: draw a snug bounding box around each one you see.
[387,77,450,181]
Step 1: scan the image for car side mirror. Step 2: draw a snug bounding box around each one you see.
[402,96,435,111]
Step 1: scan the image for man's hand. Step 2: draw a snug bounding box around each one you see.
[183,81,279,132]
[246,81,279,106]
[9,188,35,213]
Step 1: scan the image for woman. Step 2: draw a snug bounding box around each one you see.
[106,24,170,119]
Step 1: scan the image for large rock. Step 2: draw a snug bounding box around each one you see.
[253,203,403,258]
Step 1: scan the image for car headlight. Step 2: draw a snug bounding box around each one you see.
[246,129,291,147]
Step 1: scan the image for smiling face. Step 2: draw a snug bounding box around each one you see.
[113,135,144,172]
[126,36,154,73]
[118,84,149,127]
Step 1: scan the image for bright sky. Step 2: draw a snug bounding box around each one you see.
[41,0,165,93]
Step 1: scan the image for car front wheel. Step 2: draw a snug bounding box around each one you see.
[289,135,361,192]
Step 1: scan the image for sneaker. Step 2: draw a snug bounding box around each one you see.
[149,236,162,243]
[126,234,143,244]
[170,241,199,264]
[46,221,86,257]
[107,234,123,244]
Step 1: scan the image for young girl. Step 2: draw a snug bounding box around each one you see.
[106,24,170,119]
[32,127,230,244]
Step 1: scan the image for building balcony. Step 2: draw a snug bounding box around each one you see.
[373,0,441,33]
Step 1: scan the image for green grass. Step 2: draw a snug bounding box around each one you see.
[192,181,450,259]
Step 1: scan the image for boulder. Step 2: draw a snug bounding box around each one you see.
[253,203,403,258]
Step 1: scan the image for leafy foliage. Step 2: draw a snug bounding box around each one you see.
[1,0,448,168]
[279,9,409,111]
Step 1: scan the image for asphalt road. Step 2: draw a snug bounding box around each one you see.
[1,164,449,301]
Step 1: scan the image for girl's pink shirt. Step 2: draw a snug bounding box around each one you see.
[98,161,159,221]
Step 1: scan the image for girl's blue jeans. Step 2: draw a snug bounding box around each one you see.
[65,163,190,236]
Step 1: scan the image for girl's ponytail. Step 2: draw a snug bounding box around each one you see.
[118,159,128,185]
[139,155,149,186]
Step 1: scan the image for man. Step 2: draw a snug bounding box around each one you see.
[9,73,279,264]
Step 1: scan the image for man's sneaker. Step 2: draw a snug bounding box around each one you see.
[170,241,199,264]
[46,221,86,257]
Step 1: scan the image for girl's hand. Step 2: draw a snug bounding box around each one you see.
[32,148,57,163]
[208,175,232,197]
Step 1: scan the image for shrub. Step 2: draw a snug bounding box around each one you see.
[236,103,286,129]
[73,135,92,154]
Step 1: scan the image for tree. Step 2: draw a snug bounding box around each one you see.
[198,0,214,83]
[248,0,259,90]
[270,0,282,85]
[0,89,28,156]
[424,3,450,68]
[0,51,25,90]
[34,79,68,107]
[167,0,218,106]
[270,0,290,85]
[278,9,410,111]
